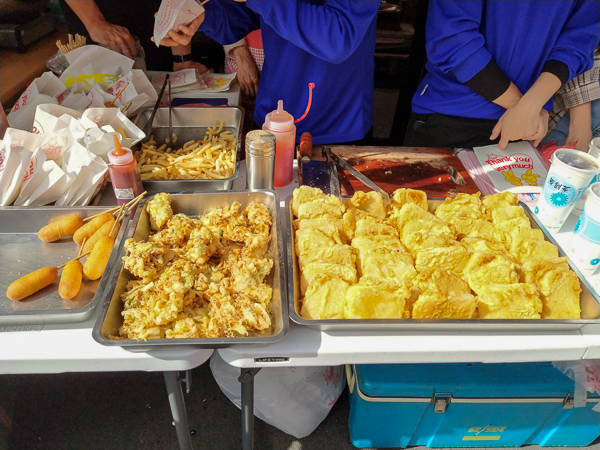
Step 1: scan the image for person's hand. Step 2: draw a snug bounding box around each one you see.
[88,20,137,58]
[566,125,593,152]
[490,101,548,149]
[152,13,205,47]
[173,60,210,73]
[232,46,259,97]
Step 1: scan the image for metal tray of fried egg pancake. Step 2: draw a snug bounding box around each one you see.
[0,207,128,326]
[286,196,600,331]
[93,191,288,349]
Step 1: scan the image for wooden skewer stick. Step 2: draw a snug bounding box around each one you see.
[109,204,126,237]
[83,192,146,222]
[125,193,146,215]
[78,238,87,258]
[57,251,91,270]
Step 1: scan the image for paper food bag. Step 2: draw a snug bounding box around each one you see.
[0,146,33,206]
[55,141,95,206]
[473,142,548,194]
[56,85,91,110]
[40,128,74,163]
[81,108,145,148]
[33,104,82,135]
[3,127,43,152]
[14,159,66,207]
[60,45,134,89]
[7,72,65,131]
[154,0,205,47]
[84,127,123,162]
[69,156,108,206]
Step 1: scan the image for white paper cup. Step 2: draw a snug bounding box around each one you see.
[567,183,600,276]
[571,148,600,216]
[535,148,599,232]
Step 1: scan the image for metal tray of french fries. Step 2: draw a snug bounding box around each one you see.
[93,191,288,349]
[0,207,128,326]
[133,106,243,193]
[286,196,600,331]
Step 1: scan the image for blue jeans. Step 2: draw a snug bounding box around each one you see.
[541,99,600,147]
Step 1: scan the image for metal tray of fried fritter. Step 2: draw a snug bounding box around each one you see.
[133,107,243,194]
[286,196,600,331]
[92,191,288,349]
[0,207,128,326]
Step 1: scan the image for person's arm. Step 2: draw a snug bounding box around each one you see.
[171,43,209,73]
[65,0,136,57]
[566,102,593,151]
[156,0,259,47]
[244,0,379,63]
[231,46,259,97]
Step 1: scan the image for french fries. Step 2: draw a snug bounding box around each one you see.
[135,121,237,180]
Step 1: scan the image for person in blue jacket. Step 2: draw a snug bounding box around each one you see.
[405,0,599,149]
[154,0,379,145]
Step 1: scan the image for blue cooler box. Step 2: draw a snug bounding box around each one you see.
[348,363,600,448]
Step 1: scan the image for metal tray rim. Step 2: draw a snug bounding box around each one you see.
[92,190,289,348]
[285,195,600,330]
[0,206,129,323]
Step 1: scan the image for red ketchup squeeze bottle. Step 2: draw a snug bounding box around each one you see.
[263,100,296,187]
[108,135,143,206]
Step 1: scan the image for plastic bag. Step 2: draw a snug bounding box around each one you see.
[553,361,600,410]
[210,352,345,438]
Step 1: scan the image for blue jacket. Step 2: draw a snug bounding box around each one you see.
[412,0,600,120]
[200,0,379,144]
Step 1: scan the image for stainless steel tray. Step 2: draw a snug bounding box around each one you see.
[133,106,243,193]
[286,196,600,331]
[0,207,128,325]
[93,191,288,349]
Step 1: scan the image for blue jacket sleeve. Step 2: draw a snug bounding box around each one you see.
[546,0,599,81]
[199,0,261,46]
[425,0,492,83]
[245,0,379,64]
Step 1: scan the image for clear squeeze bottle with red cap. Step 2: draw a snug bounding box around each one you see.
[108,135,143,206]
[263,100,296,187]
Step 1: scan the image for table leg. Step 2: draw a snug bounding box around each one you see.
[163,371,193,450]
[238,368,262,450]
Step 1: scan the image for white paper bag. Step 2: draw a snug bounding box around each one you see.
[57,85,91,110]
[55,141,96,206]
[60,45,134,89]
[129,69,158,116]
[154,0,204,47]
[7,72,65,131]
[80,108,145,148]
[0,146,33,206]
[3,128,43,152]
[40,128,74,163]
[68,155,108,206]
[33,104,82,135]
[14,159,66,206]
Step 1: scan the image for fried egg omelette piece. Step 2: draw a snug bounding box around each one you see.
[463,251,519,294]
[292,186,341,217]
[414,241,470,276]
[345,190,388,220]
[301,274,349,320]
[344,277,411,319]
[477,283,542,319]
[297,245,356,269]
[481,192,519,214]
[391,188,428,211]
[301,263,357,295]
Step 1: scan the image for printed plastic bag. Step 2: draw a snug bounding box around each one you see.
[553,361,600,410]
[210,352,345,438]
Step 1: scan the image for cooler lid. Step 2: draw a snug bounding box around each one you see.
[355,363,578,399]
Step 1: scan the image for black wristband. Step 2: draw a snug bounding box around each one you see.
[172,54,193,63]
